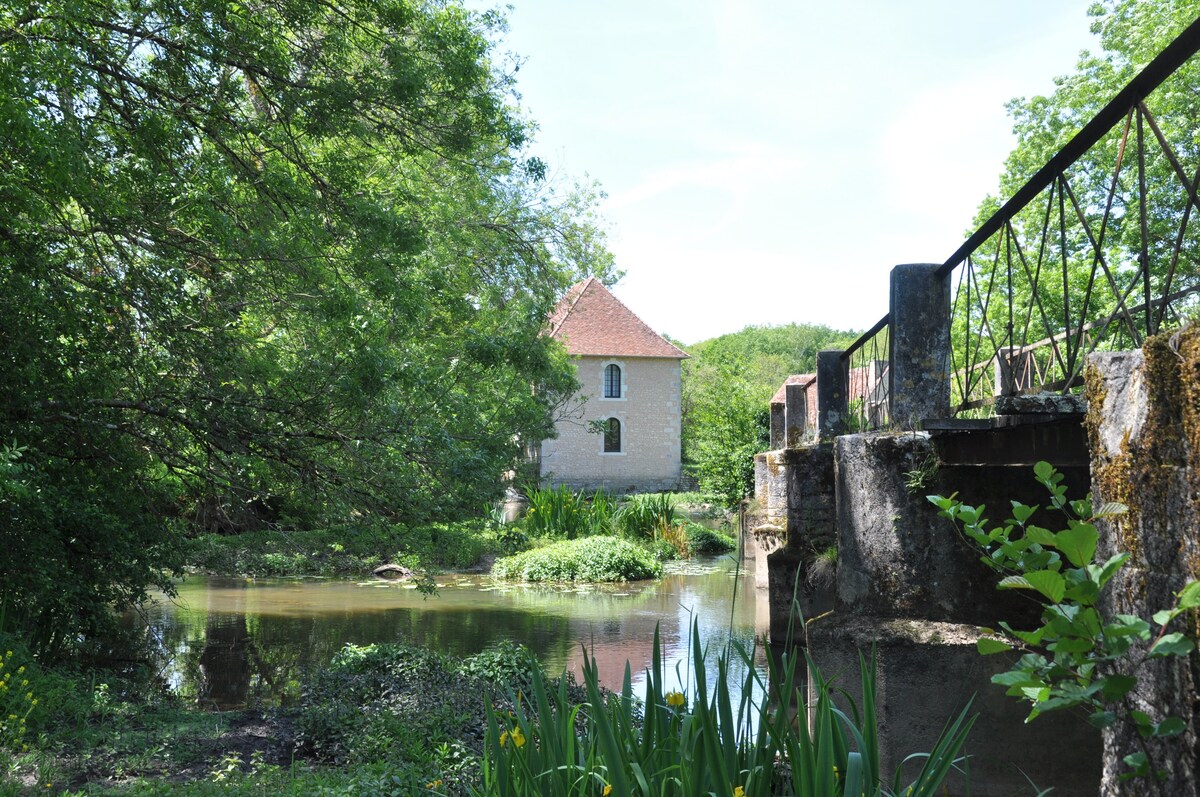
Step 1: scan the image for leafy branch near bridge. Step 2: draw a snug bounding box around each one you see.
[0,0,615,655]
[930,462,1200,783]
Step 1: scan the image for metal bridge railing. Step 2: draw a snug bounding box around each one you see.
[940,16,1200,415]
[840,315,891,431]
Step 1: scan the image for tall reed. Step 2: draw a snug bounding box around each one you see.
[477,623,974,796]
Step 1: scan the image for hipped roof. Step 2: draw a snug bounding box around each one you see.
[546,278,688,359]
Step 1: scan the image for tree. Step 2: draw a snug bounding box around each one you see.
[681,324,858,506]
[951,0,1200,406]
[0,0,607,655]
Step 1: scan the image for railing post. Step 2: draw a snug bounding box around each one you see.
[816,350,849,440]
[888,263,951,428]
[769,403,785,449]
[785,382,807,447]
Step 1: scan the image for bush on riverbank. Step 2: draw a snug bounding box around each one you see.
[491,536,663,582]
[183,518,519,578]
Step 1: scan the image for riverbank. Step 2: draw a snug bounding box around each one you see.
[1,634,555,795]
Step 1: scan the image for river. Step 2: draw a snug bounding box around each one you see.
[132,545,770,709]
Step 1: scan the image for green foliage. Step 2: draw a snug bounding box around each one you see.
[681,325,857,508]
[491,537,663,583]
[478,623,975,796]
[613,492,679,539]
[930,461,1200,782]
[0,0,613,655]
[684,523,738,556]
[184,519,505,577]
[954,0,1200,404]
[522,486,595,539]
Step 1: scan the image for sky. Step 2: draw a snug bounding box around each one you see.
[477,1,1103,345]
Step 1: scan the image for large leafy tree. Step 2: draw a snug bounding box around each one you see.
[0,0,607,654]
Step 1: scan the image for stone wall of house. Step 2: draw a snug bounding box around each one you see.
[540,355,682,493]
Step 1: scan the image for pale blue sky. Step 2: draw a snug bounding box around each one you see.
[479,1,1101,344]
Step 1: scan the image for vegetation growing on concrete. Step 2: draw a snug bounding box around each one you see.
[931,461,1200,783]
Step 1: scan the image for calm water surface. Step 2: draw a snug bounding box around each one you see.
[135,547,770,709]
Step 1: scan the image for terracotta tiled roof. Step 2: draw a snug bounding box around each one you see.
[770,374,816,405]
[547,278,689,359]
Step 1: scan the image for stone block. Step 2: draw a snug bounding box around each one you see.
[834,431,1039,626]
[806,616,1101,796]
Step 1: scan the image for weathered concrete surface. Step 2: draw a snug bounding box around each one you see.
[753,450,788,528]
[766,445,836,640]
[806,616,1101,796]
[994,391,1088,416]
[785,382,808,447]
[816,350,848,440]
[888,263,950,428]
[835,431,1050,627]
[1088,330,1200,795]
[769,403,785,449]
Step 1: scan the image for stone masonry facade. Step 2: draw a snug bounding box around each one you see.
[540,355,682,493]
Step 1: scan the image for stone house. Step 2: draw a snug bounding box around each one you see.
[538,278,688,493]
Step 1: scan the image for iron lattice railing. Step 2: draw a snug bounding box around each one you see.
[942,16,1200,414]
[841,315,891,431]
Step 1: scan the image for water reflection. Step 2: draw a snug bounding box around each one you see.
[134,551,769,709]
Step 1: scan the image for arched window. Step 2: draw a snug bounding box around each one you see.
[603,418,621,453]
[603,364,622,398]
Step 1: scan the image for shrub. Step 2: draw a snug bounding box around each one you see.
[491,537,662,582]
[684,522,737,555]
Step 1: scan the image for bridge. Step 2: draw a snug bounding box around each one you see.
[753,15,1200,797]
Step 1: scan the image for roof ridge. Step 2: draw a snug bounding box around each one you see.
[548,277,594,338]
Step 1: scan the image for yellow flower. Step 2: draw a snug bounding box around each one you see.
[426,778,443,789]
[733,787,745,797]
[665,691,685,709]
[510,727,526,748]
[499,730,509,748]
[603,785,613,796]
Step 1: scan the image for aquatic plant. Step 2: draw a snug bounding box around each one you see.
[613,493,679,539]
[490,537,662,583]
[478,624,975,796]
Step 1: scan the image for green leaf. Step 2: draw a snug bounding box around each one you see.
[1010,502,1037,523]
[1177,580,1200,610]
[1152,609,1177,627]
[1100,674,1136,701]
[1154,717,1186,738]
[1033,461,1054,483]
[1088,710,1116,729]
[1149,633,1194,658]
[1024,526,1056,547]
[1092,501,1127,519]
[977,637,1013,655]
[1055,522,1098,568]
[1026,570,1066,603]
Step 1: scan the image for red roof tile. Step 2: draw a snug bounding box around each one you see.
[770,374,816,405]
[547,278,689,358]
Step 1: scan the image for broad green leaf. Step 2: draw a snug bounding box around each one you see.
[1178,580,1200,610]
[1025,570,1066,603]
[1149,633,1195,658]
[1010,502,1037,523]
[1100,674,1136,701]
[977,637,1013,655]
[1092,501,1127,519]
[1055,522,1098,568]
[1024,526,1055,547]
[1152,608,1177,626]
[1154,717,1186,738]
[1088,710,1116,729]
